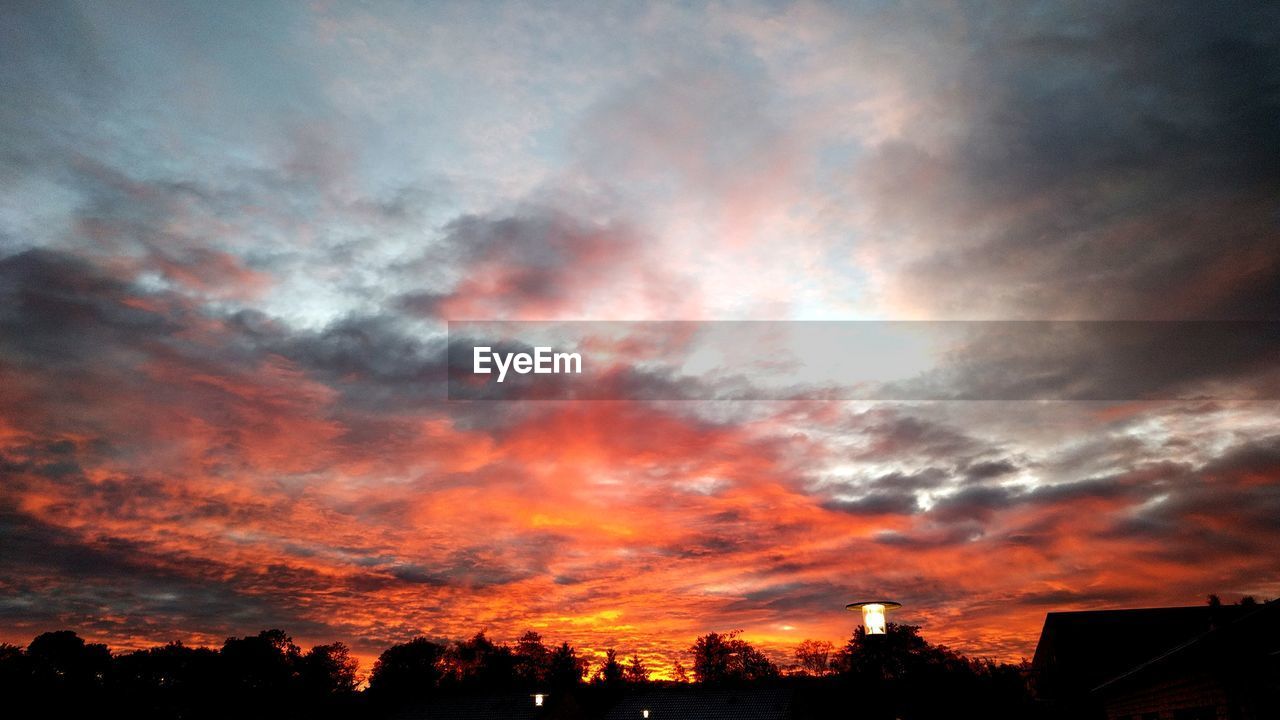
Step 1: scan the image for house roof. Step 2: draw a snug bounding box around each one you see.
[1031,605,1255,698]
[394,685,797,720]
[602,686,794,720]
[394,692,547,720]
[1092,601,1280,696]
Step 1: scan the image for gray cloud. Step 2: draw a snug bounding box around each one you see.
[855,2,1280,322]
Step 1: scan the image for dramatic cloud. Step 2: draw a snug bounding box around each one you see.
[1,0,1277,678]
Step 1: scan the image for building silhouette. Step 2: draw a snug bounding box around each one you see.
[1032,601,1279,719]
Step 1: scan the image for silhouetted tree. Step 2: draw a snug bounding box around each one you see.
[443,632,516,690]
[689,631,779,684]
[0,625,1038,719]
[794,639,834,676]
[369,636,446,702]
[0,643,30,697]
[835,623,945,680]
[592,648,624,686]
[833,623,1031,720]
[672,659,689,683]
[28,630,111,692]
[1208,593,1223,607]
[739,644,780,681]
[690,632,733,683]
[1240,595,1259,606]
[220,629,301,696]
[21,631,112,715]
[112,641,222,718]
[546,641,587,688]
[301,642,359,696]
[624,653,649,684]
[513,630,550,687]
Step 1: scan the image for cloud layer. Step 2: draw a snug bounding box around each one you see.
[1,0,1278,676]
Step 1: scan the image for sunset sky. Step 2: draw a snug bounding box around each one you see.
[2,1,1279,678]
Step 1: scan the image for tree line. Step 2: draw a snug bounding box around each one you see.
[0,628,359,718]
[0,623,1033,718]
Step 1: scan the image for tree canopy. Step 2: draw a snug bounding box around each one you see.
[0,624,1036,719]
[688,630,780,684]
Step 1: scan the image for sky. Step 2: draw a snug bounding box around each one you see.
[2,0,1279,678]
